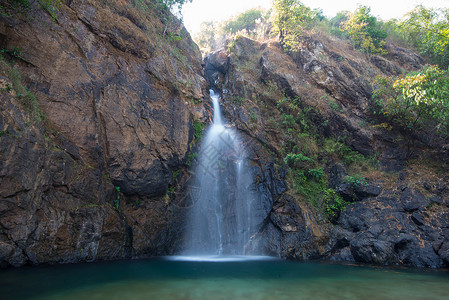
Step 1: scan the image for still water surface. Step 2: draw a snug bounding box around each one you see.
[0,257,448,300]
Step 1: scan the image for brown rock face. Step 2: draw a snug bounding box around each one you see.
[0,0,206,266]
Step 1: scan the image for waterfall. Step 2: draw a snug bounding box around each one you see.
[183,90,258,256]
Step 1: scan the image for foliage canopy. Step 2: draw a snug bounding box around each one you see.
[372,65,449,138]
[400,5,449,68]
[223,8,264,34]
[340,5,387,54]
[272,0,314,53]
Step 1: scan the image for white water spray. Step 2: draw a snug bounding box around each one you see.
[183,90,258,255]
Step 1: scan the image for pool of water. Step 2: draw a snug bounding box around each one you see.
[1,257,448,300]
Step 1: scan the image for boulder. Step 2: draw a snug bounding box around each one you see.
[401,188,430,212]
[328,191,448,268]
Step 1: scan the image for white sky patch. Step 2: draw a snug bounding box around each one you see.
[301,0,449,20]
[182,0,449,34]
[182,0,272,34]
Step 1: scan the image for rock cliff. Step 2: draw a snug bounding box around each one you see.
[0,0,207,266]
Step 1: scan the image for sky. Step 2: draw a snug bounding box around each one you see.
[181,0,449,34]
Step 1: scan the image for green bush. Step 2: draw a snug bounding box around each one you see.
[323,138,364,165]
[307,167,324,179]
[272,0,314,53]
[400,6,449,68]
[284,152,314,166]
[288,165,347,222]
[343,175,368,187]
[322,189,348,222]
[340,5,387,54]
[371,65,449,138]
[193,120,204,141]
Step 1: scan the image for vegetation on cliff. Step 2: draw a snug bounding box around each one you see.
[372,65,449,140]
[195,1,448,69]
[200,0,449,242]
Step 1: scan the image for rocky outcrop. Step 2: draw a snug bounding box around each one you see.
[0,86,126,266]
[249,194,331,259]
[0,0,207,266]
[329,187,449,268]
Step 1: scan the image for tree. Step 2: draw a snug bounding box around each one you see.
[272,0,313,53]
[341,5,387,54]
[400,5,449,68]
[194,21,217,54]
[371,65,449,139]
[329,11,349,37]
[159,0,192,16]
[223,8,264,35]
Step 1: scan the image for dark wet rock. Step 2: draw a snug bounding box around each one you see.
[350,234,395,265]
[336,183,355,202]
[248,194,331,259]
[394,234,442,268]
[204,50,229,89]
[328,191,448,268]
[205,50,230,74]
[354,184,382,200]
[327,163,347,189]
[336,183,382,203]
[411,213,426,226]
[429,196,444,205]
[339,202,376,232]
[438,233,449,266]
[330,247,355,262]
[401,188,430,212]
[423,180,448,196]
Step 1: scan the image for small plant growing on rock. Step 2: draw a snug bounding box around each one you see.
[0,56,45,123]
[186,151,198,167]
[193,120,204,141]
[322,189,348,223]
[343,175,368,187]
[114,186,121,210]
[308,167,324,179]
[284,152,314,166]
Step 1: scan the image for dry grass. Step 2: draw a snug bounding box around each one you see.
[401,155,449,196]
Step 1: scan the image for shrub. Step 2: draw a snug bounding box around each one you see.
[193,120,204,141]
[284,152,314,166]
[400,5,449,68]
[340,5,387,54]
[272,0,314,53]
[322,189,347,222]
[343,175,368,187]
[371,65,449,138]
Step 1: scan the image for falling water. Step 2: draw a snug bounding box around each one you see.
[183,90,258,256]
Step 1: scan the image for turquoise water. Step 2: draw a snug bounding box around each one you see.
[1,257,448,300]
